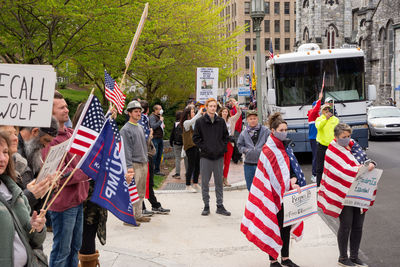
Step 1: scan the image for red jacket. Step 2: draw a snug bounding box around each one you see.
[230,106,243,133]
[307,99,321,122]
[42,127,89,212]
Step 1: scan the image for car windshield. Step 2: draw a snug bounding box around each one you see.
[368,108,400,118]
[274,57,365,106]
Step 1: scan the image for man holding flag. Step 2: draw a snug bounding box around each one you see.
[120,100,151,225]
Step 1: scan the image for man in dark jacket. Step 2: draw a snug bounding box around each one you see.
[149,104,165,176]
[193,98,230,216]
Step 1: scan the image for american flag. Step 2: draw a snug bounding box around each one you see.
[105,70,126,114]
[241,135,304,260]
[128,179,139,204]
[68,95,105,157]
[267,39,274,60]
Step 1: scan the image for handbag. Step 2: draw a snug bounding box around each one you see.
[0,194,48,267]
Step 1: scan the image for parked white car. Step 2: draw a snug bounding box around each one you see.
[367,106,400,138]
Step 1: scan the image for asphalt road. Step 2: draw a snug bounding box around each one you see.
[299,137,400,267]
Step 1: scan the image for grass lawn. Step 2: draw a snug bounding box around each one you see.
[153,156,175,189]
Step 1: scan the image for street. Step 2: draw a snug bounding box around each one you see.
[308,137,400,267]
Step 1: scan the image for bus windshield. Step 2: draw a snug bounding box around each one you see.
[274,57,365,106]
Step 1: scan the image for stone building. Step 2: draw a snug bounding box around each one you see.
[296,0,400,105]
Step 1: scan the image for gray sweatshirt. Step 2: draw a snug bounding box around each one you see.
[120,122,148,168]
[237,125,270,165]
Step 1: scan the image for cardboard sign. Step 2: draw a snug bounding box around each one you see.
[196,68,218,103]
[283,184,318,227]
[344,168,383,209]
[36,140,69,183]
[0,64,56,127]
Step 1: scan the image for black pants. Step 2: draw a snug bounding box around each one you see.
[316,143,328,186]
[185,146,200,186]
[143,155,161,210]
[80,223,97,254]
[269,205,291,261]
[232,141,242,163]
[338,206,365,259]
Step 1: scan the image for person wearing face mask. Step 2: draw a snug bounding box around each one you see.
[237,110,270,190]
[241,113,305,267]
[315,103,339,187]
[318,123,376,267]
[149,104,165,176]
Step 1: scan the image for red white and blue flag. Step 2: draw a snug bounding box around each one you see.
[241,135,304,260]
[105,70,126,114]
[67,95,105,157]
[268,39,274,60]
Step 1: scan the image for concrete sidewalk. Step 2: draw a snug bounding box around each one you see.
[43,190,340,266]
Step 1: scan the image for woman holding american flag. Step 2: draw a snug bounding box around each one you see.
[241,113,305,267]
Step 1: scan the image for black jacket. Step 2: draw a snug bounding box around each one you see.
[169,122,183,146]
[192,113,229,160]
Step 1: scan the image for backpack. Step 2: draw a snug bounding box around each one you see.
[173,122,183,145]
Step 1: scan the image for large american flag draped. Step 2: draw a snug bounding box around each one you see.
[105,70,126,114]
[241,135,304,260]
[67,95,105,157]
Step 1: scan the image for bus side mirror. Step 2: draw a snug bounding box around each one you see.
[267,89,276,105]
[368,85,376,101]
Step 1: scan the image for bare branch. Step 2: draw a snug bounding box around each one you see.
[55,19,91,59]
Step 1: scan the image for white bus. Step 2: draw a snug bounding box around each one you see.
[265,43,376,152]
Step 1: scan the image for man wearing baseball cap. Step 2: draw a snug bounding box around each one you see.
[120,100,150,225]
[315,103,339,186]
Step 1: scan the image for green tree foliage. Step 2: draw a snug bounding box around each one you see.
[0,0,243,105]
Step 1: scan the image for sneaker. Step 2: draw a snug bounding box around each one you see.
[152,206,170,214]
[172,173,180,178]
[186,185,196,193]
[142,209,154,217]
[192,183,201,192]
[281,258,300,267]
[350,258,368,267]
[123,222,140,227]
[136,216,151,223]
[338,258,356,267]
[216,205,231,216]
[201,206,210,216]
[270,261,283,267]
[310,175,316,183]
[155,172,165,176]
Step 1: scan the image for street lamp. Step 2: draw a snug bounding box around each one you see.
[250,0,265,121]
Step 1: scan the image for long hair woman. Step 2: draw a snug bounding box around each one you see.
[241,113,305,267]
[318,123,376,267]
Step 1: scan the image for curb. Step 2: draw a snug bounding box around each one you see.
[155,181,247,194]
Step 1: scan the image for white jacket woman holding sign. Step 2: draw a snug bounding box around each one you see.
[318,123,377,267]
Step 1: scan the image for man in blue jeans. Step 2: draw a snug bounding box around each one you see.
[149,104,165,176]
[237,110,270,190]
[42,91,89,267]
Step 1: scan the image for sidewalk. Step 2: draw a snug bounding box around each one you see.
[43,191,340,267]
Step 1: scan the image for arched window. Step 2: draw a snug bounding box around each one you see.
[303,0,309,8]
[326,0,339,6]
[303,27,309,42]
[379,27,386,84]
[327,25,336,49]
[387,21,394,84]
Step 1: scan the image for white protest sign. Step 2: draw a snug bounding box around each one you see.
[196,67,218,103]
[344,168,383,209]
[0,64,56,127]
[283,183,318,227]
[36,140,69,183]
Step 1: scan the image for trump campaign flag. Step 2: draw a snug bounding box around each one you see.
[79,119,137,225]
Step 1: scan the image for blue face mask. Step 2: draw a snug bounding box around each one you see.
[274,131,287,141]
[337,137,350,147]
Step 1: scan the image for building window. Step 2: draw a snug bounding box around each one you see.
[284,2,290,14]
[285,38,290,50]
[303,27,309,42]
[275,38,280,51]
[264,1,270,14]
[274,20,280,33]
[245,56,250,69]
[245,2,251,14]
[388,22,394,84]
[253,38,257,51]
[245,38,251,51]
[294,20,296,33]
[284,20,290,32]
[265,38,271,51]
[233,3,236,17]
[379,27,385,84]
[327,25,336,49]
[303,0,309,8]
[245,20,251,32]
[274,2,280,14]
[264,20,270,32]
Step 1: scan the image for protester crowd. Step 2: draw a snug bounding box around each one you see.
[0,89,377,267]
